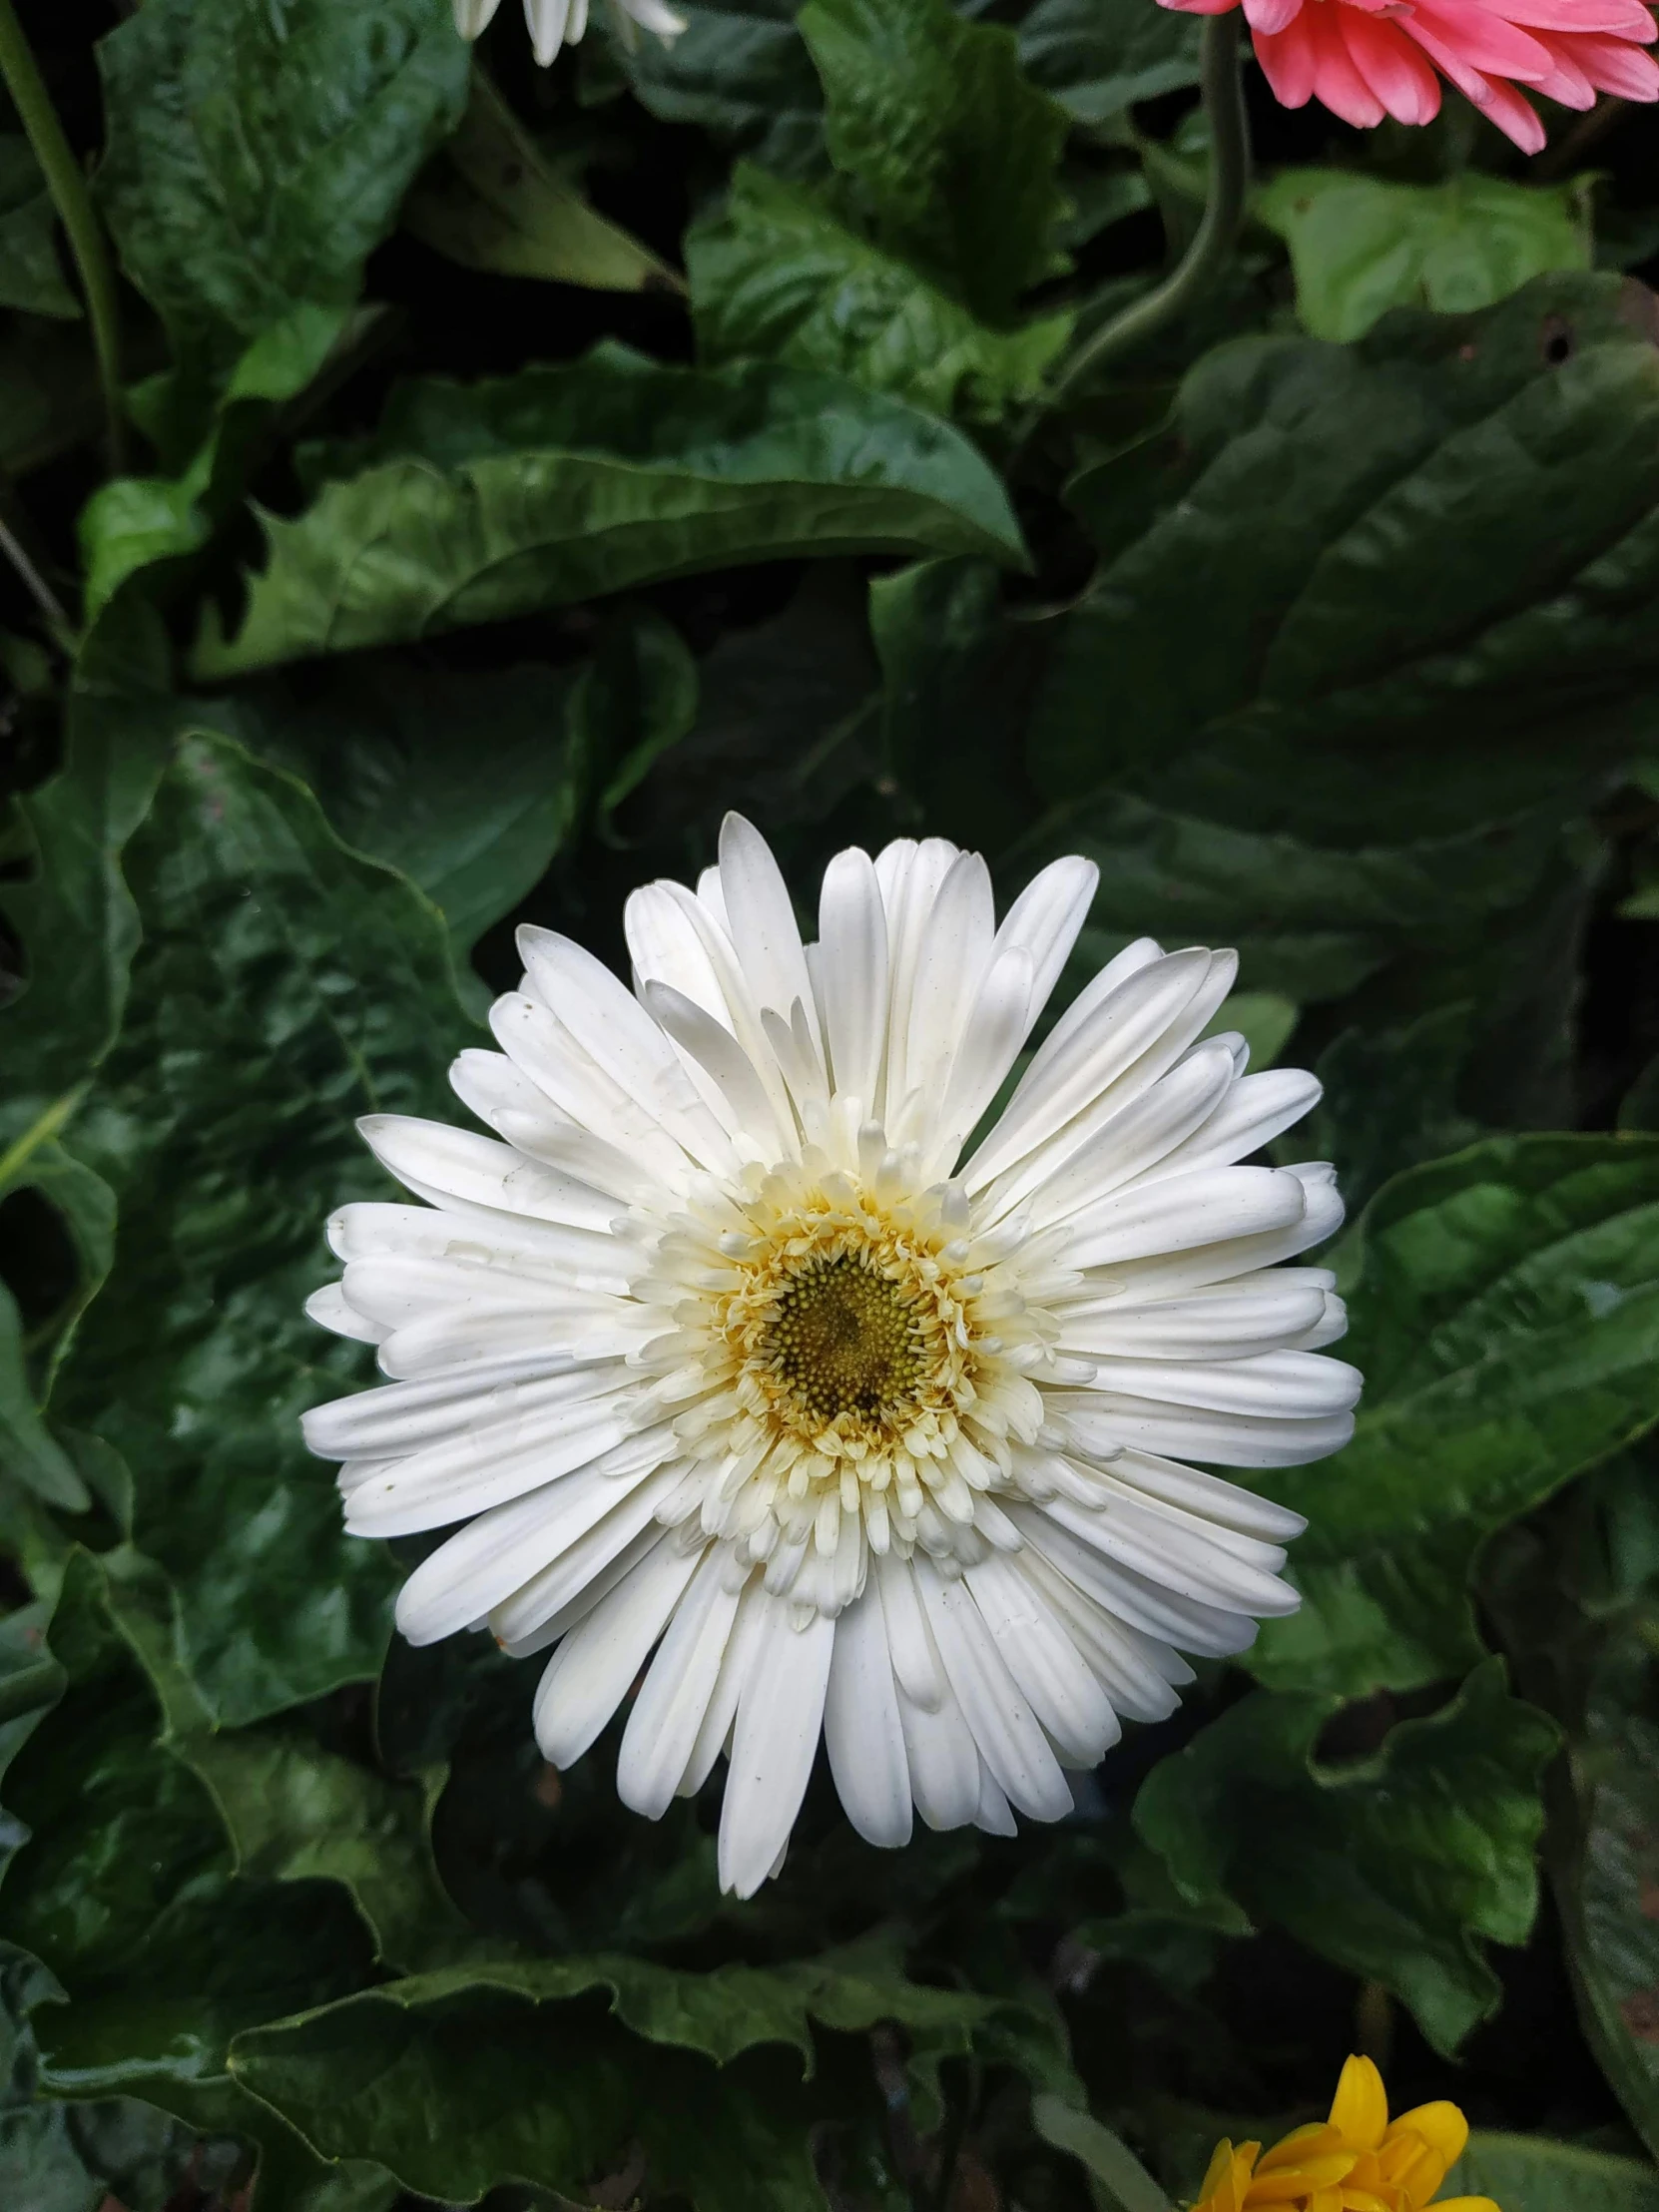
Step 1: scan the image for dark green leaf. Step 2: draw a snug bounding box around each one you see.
[799,0,1069,323]
[95,0,468,380]
[402,72,680,293]
[689,164,1069,421]
[48,732,469,1723]
[1135,1661,1557,2053]
[205,654,582,980]
[1300,1005,1478,1219]
[0,317,103,477]
[1257,169,1593,343]
[0,140,77,319]
[569,606,700,837]
[1447,2132,1659,2209]
[1253,1135,1659,1697]
[1024,275,1659,999]
[230,1938,1070,2207]
[192,347,1025,677]
[623,0,826,177]
[1017,0,1204,122]
[1031,2094,1175,2212]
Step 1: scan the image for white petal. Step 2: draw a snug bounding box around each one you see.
[1008,1503,1263,1656]
[455,0,502,35]
[343,1398,648,1537]
[643,980,793,1156]
[625,880,733,1028]
[974,1763,1019,1837]
[1058,1280,1332,1362]
[824,1580,911,1848]
[1071,1351,1363,1421]
[490,1472,683,1649]
[914,1556,1072,1822]
[679,1574,769,1797]
[376,1299,652,1380]
[1011,1040,1238,1226]
[966,946,1224,1190]
[876,837,959,1113]
[990,855,1099,1031]
[534,1535,704,1766]
[304,1353,625,1460]
[718,813,823,1058]
[816,846,890,1106]
[873,1544,945,1710]
[516,925,737,1171]
[896,1671,981,1831]
[718,1596,835,1898]
[339,1253,625,1330]
[1154,1066,1323,1175]
[358,1114,618,1233]
[1089,1446,1307,1542]
[1058,1165,1308,1272]
[305,1282,386,1344]
[1108,1162,1345,1296]
[903,849,995,1117]
[961,1552,1120,1764]
[524,0,574,63]
[394,1444,681,1645]
[618,1548,746,1819]
[488,990,696,1190]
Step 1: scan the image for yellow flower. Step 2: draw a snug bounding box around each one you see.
[1191,2054,1500,2212]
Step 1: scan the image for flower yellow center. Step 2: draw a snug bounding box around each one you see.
[714,1180,981,1459]
[763,1254,926,1423]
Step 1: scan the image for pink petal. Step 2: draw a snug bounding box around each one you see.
[1532,40,1598,100]
[1408,0,1556,78]
[1246,0,1306,34]
[1309,0,1389,120]
[1477,72,1550,141]
[1339,6,1445,118]
[1550,24,1659,87]
[1482,0,1655,38]
[1253,9,1323,102]
[1160,0,1242,15]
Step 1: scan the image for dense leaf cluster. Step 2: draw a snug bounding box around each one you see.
[4,1,1659,2208]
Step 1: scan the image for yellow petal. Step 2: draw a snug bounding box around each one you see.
[1197,2138,1239,2205]
[1248,2155,1360,2200]
[1260,2124,1346,2172]
[1424,2201,1501,2212]
[1330,2055,1390,2151]
[1385,2137,1448,2205]
[1388,2102,1469,2173]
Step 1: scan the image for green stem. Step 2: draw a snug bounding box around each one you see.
[0,0,125,472]
[1049,12,1250,405]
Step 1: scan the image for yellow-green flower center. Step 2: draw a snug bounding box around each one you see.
[763,1254,926,1424]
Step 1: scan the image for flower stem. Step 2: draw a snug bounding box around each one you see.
[0,0,126,473]
[1049,12,1251,404]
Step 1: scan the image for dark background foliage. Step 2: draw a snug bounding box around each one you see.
[5,1,1659,2207]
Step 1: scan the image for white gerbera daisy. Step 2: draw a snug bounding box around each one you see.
[454,0,686,69]
[303,819,1358,1898]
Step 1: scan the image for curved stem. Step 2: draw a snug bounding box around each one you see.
[0,0,125,473]
[1049,12,1250,405]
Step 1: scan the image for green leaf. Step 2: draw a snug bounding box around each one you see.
[46,733,470,1724]
[0,140,77,319]
[1018,0,1204,122]
[205,654,582,980]
[1202,990,1297,1073]
[1031,2094,1175,2212]
[0,1555,395,2211]
[799,0,1069,324]
[623,0,826,177]
[1447,2132,1659,2209]
[689,164,1069,422]
[1484,1459,1659,2161]
[191,347,1025,677]
[1252,1135,1659,1697]
[1301,1005,1478,1222]
[229,1939,1071,2207]
[869,556,1045,854]
[402,71,680,293]
[95,0,468,383]
[79,304,364,618]
[0,319,103,477]
[1134,1661,1557,2054]
[1257,169,1593,344]
[1024,274,1659,1001]
[569,607,700,838]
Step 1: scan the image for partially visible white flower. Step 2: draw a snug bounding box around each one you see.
[452,0,686,67]
[304,818,1360,1899]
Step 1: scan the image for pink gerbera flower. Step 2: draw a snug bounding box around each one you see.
[1163,0,1659,150]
